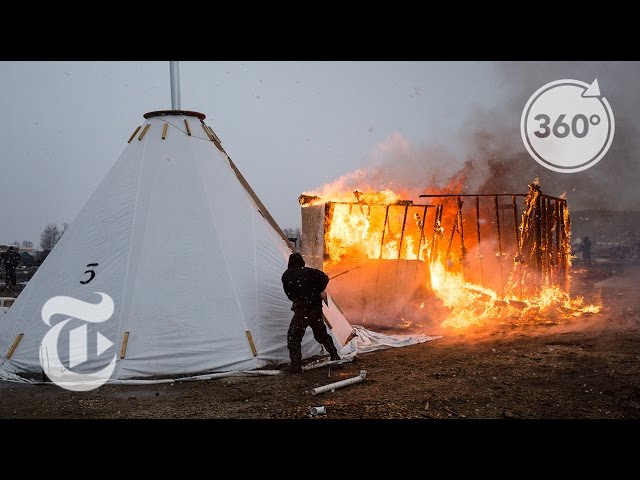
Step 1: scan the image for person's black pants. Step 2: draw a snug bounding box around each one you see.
[5,267,16,286]
[287,307,338,365]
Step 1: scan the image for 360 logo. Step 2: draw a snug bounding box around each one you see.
[39,293,116,392]
[520,79,615,173]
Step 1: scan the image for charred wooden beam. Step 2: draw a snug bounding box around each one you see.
[378,205,391,259]
[512,195,522,260]
[416,205,429,261]
[421,194,528,198]
[475,195,484,287]
[430,204,442,266]
[546,198,553,283]
[299,194,321,206]
[535,191,542,277]
[420,193,567,203]
[457,196,467,267]
[559,202,569,290]
[543,198,549,281]
[513,195,523,299]
[494,195,504,297]
[445,205,459,268]
[397,204,410,259]
[555,200,561,283]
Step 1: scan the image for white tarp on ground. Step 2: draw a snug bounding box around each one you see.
[345,325,441,354]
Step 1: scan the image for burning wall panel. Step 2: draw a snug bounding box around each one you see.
[300,198,433,326]
[325,258,429,326]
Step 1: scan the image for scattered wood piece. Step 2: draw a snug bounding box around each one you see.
[443,406,466,418]
[424,401,430,411]
[508,300,528,309]
[502,410,515,419]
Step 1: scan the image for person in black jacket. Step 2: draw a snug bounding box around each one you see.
[2,246,21,287]
[281,253,340,373]
[581,236,592,267]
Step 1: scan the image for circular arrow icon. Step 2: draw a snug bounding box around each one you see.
[521,79,615,173]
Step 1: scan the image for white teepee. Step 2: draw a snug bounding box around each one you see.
[0,110,353,381]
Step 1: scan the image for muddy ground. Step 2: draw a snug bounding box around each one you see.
[1,261,639,419]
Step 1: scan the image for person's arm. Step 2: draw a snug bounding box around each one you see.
[309,268,329,292]
[319,271,329,292]
[281,272,297,301]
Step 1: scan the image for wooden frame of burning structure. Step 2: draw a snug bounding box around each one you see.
[298,180,571,325]
[420,179,571,298]
[299,193,437,325]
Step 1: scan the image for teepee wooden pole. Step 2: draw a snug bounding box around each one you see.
[6,333,24,360]
[120,332,130,359]
[245,331,258,357]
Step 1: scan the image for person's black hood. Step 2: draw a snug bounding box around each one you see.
[288,253,305,268]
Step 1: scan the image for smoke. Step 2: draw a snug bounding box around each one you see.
[308,132,480,201]
[311,62,640,211]
[465,61,640,210]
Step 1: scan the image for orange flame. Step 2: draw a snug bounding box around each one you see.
[429,256,600,329]
[311,183,600,330]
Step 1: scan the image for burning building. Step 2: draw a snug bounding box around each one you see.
[300,191,434,327]
[300,179,599,331]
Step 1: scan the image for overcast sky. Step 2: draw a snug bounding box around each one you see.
[8,61,632,247]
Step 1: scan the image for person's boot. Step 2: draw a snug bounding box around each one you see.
[283,362,302,374]
[329,352,341,361]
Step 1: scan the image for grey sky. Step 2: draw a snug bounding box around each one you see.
[0,61,505,245]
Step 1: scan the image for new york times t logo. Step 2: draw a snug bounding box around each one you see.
[39,293,116,391]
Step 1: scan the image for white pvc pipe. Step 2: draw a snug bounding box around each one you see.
[170,61,181,110]
[311,370,367,395]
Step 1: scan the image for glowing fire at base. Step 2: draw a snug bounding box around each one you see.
[430,257,601,329]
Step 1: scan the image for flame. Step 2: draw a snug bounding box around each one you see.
[310,180,600,330]
[319,191,423,265]
[429,255,600,329]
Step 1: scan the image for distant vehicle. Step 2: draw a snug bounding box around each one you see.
[1,297,16,313]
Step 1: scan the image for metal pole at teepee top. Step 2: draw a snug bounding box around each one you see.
[170,61,181,110]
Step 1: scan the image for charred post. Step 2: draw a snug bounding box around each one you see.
[430,204,443,266]
[379,205,391,259]
[416,205,429,261]
[512,195,523,299]
[445,204,459,269]
[397,204,410,259]
[494,195,504,297]
[457,197,467,268]
[542,200,547,281]
[555,200,561,284]
[475,195,484,287]
[535,190,543,280]
[546,198,553,283]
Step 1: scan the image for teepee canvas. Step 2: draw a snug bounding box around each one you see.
[0,110,353,381]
